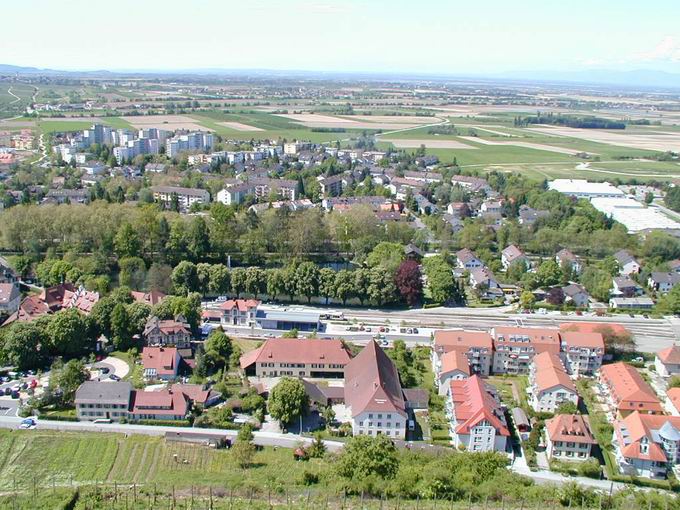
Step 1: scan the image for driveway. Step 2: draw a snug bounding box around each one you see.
[94,356,130,380]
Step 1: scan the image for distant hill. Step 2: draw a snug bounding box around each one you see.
[496,69,680,89]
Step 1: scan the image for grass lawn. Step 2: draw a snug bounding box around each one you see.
[233,337,262,354]
[111,350,144,388]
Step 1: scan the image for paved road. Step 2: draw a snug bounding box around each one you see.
[0,415,346,452]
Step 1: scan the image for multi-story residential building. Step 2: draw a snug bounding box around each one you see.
[216,178,298,206]
[491,327,561,375]
[143,316,192,348]
[129,389,189,421]
[219,299,259,326]
[142,346,181,381]
[450,175,491,193]
[433,330,494,377]
[446,375,509,452]
[528,352,578,413]
[166,131,214,158]
[501,244,528,270]
[556,249,582,275]
[75,381,133,421]
[317,173,354,197]
[559,331,605,376]
[655,345,680,377]
[455,248,483,270]
[151,186,210,212]
[344,340,407,439]
[612,412,680,478]
[435,349,470,395]
[599,362,663,418]
[545,414,596,461]
[283,142,312,155]
[239,338,351,378]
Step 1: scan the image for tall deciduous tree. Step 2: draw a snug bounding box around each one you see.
[268,377,309,426]
[394,260,423,306]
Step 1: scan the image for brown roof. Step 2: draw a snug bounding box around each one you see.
[344,340,406,418]
[131,290,167,306]
[657,345,680,365]
[545,414,595,444]
[493,327,561,355]
[130,389,188,417]
[239,338,352,369]
[220,299,260,312]
[433,330,493,352]
[600,362,663,414]
[532,352,576,393]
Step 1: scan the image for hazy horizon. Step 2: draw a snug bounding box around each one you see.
[3,0,680,76]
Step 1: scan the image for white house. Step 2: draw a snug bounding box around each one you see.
[655,345,680,378]
[456,249,483,270]
[648,272,680,294]
[435,349,470,395]
[545,414,596,461]
[614,250,640,276]
[501,245,528,270]
[446,376,509,452]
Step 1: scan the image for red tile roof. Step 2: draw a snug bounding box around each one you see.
[493,327,561,355]
[440,350,470,377]
[344,340,406,418]
[532,352,576,393]
[657,345,680,365]
[131,290,167,306]
[239,338,352,369]
[130,389,188,417]
[545,414,595,444]
[448,376,509,436]
[668,387,680,413]
[433,330,493,352]
[142,347,179,376]
[600,362,663,414]
[614,412,680,462]
[560,331,605,350]
[220,299,260,312]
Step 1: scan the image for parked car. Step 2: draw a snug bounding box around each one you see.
[109,374,121,381]
[93,418,112,424]
[3,387,11,396]
[19,418,36,429]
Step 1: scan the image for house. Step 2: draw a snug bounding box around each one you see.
[669,260,680,274]
[562,283,590,308]
[612,412,680,478]
[75,381,133,421]
[432,330,494,377]
[436,350,470,395]
[404,243,424,261]
[142,346,181,381]
[556,249,582,275]
[480,199,502,215]
[559,331,605,376]
[528,352,578,413]
[219,299,259,326]
[143,316,192,348]
[145,163,166,173]
[451,175,491,194]
[648,272,680,294]
[609,297,655,310]
[469,267,499,290]
[501,245,528,270]
[2,283,99,326]
[0,256,17,284]
[131,290,167,307]
[239,338,352,378]
[151,186,210,212]
[614,250,640,276]
[171,383,221,408]
[612,276,642,297]
[599,362,663,418]
[456,248,483,270]
[491,326,561,374]
[445,375,509,452]
[344,340,408,439]
[667,388,680,416]
[0,283,20,316]
[655,346,680,377]
[447,202,469,218]
[317,173,353,197]
[518,205,549,226]
[545,414,596,461]
[129,389,189,421]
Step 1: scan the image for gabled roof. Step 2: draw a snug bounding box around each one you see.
[448,376,509,437]
[439,350,470,379]
[562,283,588,298]
[142,347,179,376]
[501,244,525,263]
[657,345,680,365]
[600,362,662,413]
[456,248,479,264]
[239,338,352,369]
[220,299,260,312]
[614,250,638,266]
[130,389,188,417]
[131,290,167,306]
[532,352,575,394]
[556,249,577,263]
[615,412,680,462]
[344,340,406,418]
[546,414,595,444]
[650,272,680,285]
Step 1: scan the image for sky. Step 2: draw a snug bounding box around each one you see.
[3,0,680,75]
